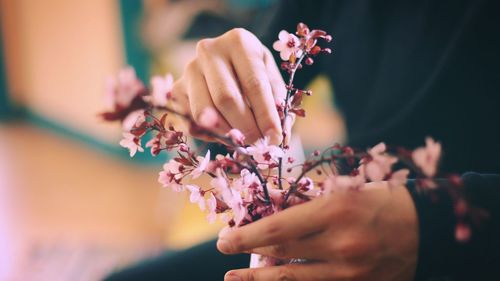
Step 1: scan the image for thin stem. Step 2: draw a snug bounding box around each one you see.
[277,53,307,190]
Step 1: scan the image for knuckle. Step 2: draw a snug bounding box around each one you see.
[226,28,262,54]
[227,28,249,41]
[335,237,367,260]
[264,222,282,240]
[242,74,264,92]
[270,244,288,258]
[213,90,237,108]
[185,60,198,75]
[195,38,213,55]
[246,268,256,281]
[277,266,296,281]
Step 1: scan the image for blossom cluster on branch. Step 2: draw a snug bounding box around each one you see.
[101,23,478,242]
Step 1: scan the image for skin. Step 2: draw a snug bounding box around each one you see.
[172,28,287,145]
[172,28,419,281]
[217,182,418,281]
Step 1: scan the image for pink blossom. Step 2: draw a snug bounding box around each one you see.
[191,150,211,179]
[361,142,397,182]
[158,159,184,191]
[221,187,246,226]
[198,107,219,129]
[206,193,217,223]
[210,170,229,193]
[297,177,314,191]
[388,169,410,188]
[122,110,146,132]
[226,129,246,146]
[246,137,285,169]
[273,30,303,61]
[412,137,442,177]
[145,135,161,156]
[119,132,144,157]
[186,185,205,211]
[150,73,173,107]
[105,67,144,109]
[232,169,260,192]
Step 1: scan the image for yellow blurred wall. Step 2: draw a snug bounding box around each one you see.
[1,0,125,142]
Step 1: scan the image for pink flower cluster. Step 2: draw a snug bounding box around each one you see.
[101,23,472,241]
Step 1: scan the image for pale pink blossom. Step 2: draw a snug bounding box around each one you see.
[232,169,260,192]
[145,135,161,156]
[119,132,144,157]
[388,169,410,188]
[206,193,217,223]
[273,30,303,61]
[210,170,229,193]
[122,110,146,132]
[158,159,184,191]
[361,142,397,181]
[191,150,211,179]
[297,177,314,191]
[221,187,246,226]
[198,107,219,129]
[150,73,173,107]
[412,137,441,177]
[186,185,205,211]
[226,129,246,146]
[246,137,285,169]
[105,67,144,109]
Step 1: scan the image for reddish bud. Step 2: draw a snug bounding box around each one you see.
[305,57,314,65]
[310,46,322,56]
[322,48,332,54]
[454,199,468,216]
[296,22,310,36]
[455,223,471,242]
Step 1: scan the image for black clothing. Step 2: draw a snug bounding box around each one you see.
[105,0,500,280]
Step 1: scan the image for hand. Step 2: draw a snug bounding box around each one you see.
[217,182,419,281]
[172,28,287,144]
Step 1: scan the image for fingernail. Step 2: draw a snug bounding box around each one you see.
[217,238,233,253]
[218,226,231,238]
[225,272,242,281]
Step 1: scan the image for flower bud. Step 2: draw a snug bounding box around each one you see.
[305,57,314,65]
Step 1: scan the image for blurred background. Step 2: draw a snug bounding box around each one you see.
[0,0,344,280]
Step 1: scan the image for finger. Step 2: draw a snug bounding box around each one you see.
[186,61,231,135]
[196,40,262,144]
[224,263,337,281]
[249,232,329,260]
[230,43,283,144]
[264,47,287,103]
[217,196,331,254]
[171,77,190,115]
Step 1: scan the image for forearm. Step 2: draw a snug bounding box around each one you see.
[408,173,500,281]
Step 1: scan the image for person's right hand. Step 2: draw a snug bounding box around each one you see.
[171,28,287,145]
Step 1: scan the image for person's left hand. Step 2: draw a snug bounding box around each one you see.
[216,182,419,281]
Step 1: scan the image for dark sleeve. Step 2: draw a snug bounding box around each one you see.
[407,173,500,281]
[103,239,249,281]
